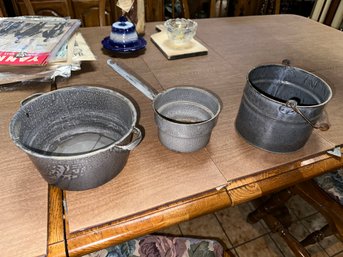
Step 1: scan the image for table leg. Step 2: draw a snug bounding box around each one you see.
[47,185,67,257]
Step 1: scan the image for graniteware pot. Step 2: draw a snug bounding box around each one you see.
[235,63,332,153]
[9,86,142,191]
[107,59,221,153]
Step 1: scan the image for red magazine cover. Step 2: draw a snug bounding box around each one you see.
[0,16,81,66]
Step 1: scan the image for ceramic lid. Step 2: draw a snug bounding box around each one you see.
[112,16,136,33]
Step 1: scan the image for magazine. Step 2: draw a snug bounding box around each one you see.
[0,32,96,85]
[0,16,81,66]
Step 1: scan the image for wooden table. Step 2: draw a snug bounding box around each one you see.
[1,14,343,257]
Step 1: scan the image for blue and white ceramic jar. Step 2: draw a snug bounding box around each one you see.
[110,16,138,46]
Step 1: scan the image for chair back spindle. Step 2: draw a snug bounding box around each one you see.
[311,0,343,29]
[22,0,35,15]
[145,0,189,21]
[99,0,106,26]
[210,0,228,17]
[0,0,7,16]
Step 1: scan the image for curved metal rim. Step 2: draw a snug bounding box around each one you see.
[246,64,333,108]
[152,86,222,127]
[9,85,138,160]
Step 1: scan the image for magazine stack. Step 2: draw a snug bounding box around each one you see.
[0,16,95,85]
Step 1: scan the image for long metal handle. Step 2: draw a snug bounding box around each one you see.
[286,100,329,131]
[107,59,158,101]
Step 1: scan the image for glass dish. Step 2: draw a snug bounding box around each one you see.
[164,18,197,45]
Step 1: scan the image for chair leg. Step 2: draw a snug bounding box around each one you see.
[301,224,333,247]
[224,249,236,257]
[263,213,311,257]
[247,188,293,224]
[247,188,311,257]
[293,180,343,242]
[272,205,293,228]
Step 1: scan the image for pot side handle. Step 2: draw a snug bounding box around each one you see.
[113,126,143,151]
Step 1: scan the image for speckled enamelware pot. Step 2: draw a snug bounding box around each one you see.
[108,60,221,153]
[9,86,142,191]
[235,64,332,153]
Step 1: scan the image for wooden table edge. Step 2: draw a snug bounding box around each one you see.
[47,187,231,257]
[47,147,343,257]
[227,147,343,205]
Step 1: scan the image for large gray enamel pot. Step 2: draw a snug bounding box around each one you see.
[107,60,221,153]
[9,86,142,191]
[235,64,332,153]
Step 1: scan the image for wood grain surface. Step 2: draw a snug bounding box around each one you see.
[0,84,51,257]
[59,25,228,234]
[151,29,208,60]
[66,188,231,257]
[55,15,343,255]
[47,185,66,257]
[2,14,343,257]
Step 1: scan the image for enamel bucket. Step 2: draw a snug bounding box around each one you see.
[235,64,332,153]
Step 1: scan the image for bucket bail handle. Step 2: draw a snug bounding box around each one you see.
[285,100,330,131]
[283,58,329,131]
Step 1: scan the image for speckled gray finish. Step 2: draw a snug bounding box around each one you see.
[153,87,221,152]
[235,64,332,153]
[107,60,221,153]
[9,86,142,191]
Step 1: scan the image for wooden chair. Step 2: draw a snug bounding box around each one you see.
[247,168,343,257]
[311,0,343,29]
[145,0,190,22]
[210,0,229,17]
[11,0,74,17]
[71,0,119,27]
[209,0,282,17]
[11,0,120,27]
[168,0,190,19]
[0,0,7,16]
[81,235,235,257]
